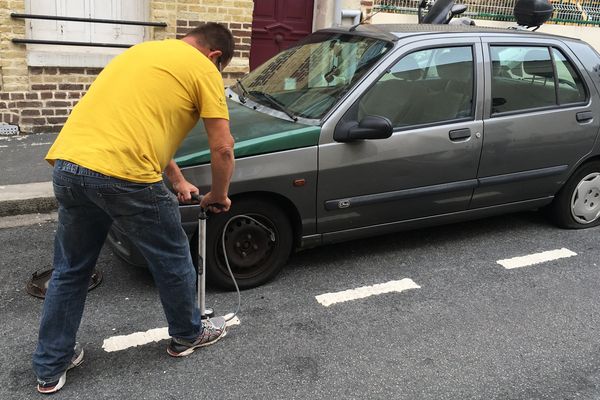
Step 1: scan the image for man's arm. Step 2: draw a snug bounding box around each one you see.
[201,117,235,212]
[165,159,199,203]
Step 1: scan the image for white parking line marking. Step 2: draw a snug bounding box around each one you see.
[315,278,420,307]
[102,327,169,352]
[102,317,241,352]
[224,314,241,327]
[497,248,577,269]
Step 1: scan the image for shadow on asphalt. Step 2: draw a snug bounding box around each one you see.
[107,210,555,293]
[288,210,553,268]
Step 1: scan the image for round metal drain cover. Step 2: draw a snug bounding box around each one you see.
[26,268,103,299]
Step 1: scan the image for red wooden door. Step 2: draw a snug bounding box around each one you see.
[250,0,315,70]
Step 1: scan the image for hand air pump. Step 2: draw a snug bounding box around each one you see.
[190,193,241,323]
[193,193,213,319]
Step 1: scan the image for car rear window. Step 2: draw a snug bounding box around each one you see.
[490,45,587,115]
[552,48,587,105]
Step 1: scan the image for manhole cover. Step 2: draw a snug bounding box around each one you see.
[26,268,103,299]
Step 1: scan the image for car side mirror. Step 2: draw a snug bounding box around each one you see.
[451,4,468,16]
[334,115,393,142]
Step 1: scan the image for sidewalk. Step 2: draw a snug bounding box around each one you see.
[0,133,56,217]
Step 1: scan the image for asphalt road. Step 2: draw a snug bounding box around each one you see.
[1,210,599,400]
[0,133,55,185]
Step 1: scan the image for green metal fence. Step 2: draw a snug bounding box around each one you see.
[374,0,600,26]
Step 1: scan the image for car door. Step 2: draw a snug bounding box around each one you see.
[316,37,484,239]
[472,37,600,208]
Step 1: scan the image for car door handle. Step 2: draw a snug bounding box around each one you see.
[449,128,471,141]
[576,111,594,123]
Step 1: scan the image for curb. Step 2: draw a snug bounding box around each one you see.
[0,182,57,217]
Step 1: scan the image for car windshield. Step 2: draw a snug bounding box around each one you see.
[234,32,393,120]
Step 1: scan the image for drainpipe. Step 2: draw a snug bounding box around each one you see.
[334,0,362,26]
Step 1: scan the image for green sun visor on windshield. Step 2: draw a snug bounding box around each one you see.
[174,99,321,167]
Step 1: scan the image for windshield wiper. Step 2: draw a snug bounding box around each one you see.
[235,79,249,104]
[249,90,298,122]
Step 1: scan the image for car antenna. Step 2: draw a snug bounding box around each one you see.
[349,9,382,31]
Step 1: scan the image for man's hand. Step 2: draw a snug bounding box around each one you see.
[200,191,231,213]
[165,160,200,203]
[172,179,200,203]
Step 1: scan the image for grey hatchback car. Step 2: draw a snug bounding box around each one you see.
[109,23,600,289]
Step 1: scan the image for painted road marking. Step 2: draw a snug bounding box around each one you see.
[223,314,241,326]
[103,327,169,352]
[315,278,420,307]
[497,248,577,269]
[102,317,241,352]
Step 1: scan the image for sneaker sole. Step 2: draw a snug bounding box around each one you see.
[37,348,84,394]
[166,329,227,357]
[37,373,67,394]
[71,348,85,367]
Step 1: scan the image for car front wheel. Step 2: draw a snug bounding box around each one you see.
[551,161,600,228]
[205,197,294,290]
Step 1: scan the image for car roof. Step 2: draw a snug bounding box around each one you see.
[320,23,579,44]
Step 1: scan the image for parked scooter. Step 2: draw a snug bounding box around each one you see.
[417,0,553,29]
[513,0,554,30]
[418,0,473,25]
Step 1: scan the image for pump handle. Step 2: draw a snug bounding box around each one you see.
[190,193,226,211]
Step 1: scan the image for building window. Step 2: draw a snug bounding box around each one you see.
[26,0,148,68]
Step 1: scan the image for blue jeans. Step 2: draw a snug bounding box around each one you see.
[33,160,200,383]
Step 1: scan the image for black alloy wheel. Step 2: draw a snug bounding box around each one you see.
[206,197,293,289]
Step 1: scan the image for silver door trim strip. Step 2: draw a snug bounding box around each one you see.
[477,165,568,187]
[324,179,478,211]
[323,165,567,211]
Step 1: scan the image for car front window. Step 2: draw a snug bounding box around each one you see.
[235,32,393,120]
[358,46,475,127]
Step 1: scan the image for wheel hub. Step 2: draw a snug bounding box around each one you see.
[224,217,274,269]
[571,172,600,224]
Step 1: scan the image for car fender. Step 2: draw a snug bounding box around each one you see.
[179,146,318,239]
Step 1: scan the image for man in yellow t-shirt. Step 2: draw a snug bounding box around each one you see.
[33,23,235,394]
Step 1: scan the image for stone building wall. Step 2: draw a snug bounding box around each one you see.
[0,0,254,134]
[153,0,253,82]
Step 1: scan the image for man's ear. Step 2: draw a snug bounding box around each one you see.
[207,49,222,60]
[207,49,224,71]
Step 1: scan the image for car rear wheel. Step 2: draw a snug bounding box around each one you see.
[550,161,600,228]
[205,197,293,290]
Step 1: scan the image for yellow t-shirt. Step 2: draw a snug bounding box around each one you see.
[46,39,229,183]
